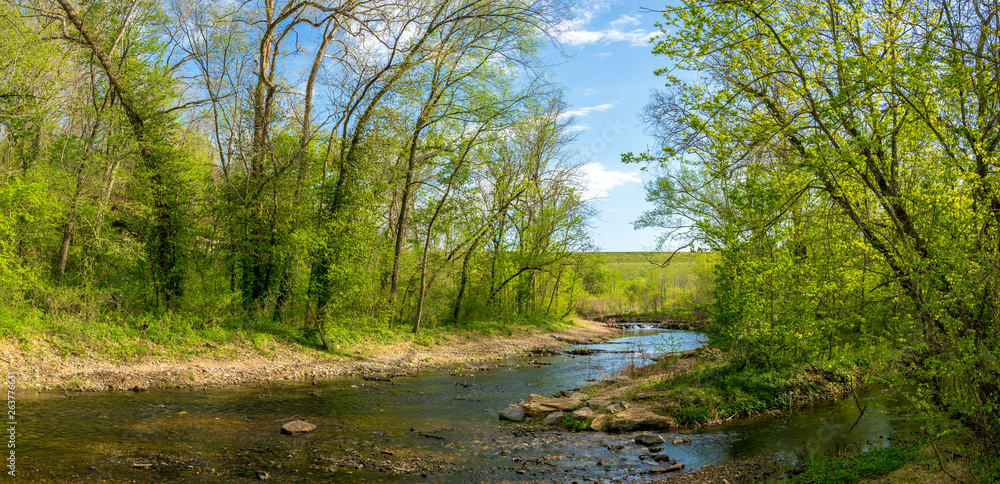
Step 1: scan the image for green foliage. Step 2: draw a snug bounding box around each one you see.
[0,0,599,374]
[640,0,1000,460]
[673,406,711,425]
[574,251,717,317]
[563,416,589,431]
[790,443,919,484]
[642,353,867,424]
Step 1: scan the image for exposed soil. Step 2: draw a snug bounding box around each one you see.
[1,319,617,392]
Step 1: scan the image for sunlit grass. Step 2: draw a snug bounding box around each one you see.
[0,300,577,364]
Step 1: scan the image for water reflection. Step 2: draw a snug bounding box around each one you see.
[15,329,915,482]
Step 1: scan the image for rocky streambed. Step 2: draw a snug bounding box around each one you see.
[14,328,919,483]
[499,391,697,476]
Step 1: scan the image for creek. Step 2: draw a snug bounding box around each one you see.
[16,329,918,482]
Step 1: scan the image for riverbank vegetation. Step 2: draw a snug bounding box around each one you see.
[0,0,602,355]
[574,251,716,319]
[633,0,1000,478]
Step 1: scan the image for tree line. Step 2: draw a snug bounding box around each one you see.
[637,0,999,458]
[0,0,593,340]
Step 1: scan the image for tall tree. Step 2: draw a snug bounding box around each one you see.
[642,0,1000,448]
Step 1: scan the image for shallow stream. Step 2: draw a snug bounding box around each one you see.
[15,329,919,482]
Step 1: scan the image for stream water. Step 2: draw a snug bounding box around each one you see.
[15,329,919,482]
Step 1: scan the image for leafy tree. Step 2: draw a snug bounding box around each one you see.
[641,0,999,450]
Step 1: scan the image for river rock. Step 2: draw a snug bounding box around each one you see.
[572,407,596,419]
[499,400,526,422]
[280,420,316,435]
[588,398,611,407]
[653,453,672,462]
[590,414,609,431]
[672,435,692,445]
[634,433,666,446]
[605,403,627,414]
[649,463,685,474]
[569,392,589,401]
[542,411,565,426]
[607,408,675,431]
[523,394,585,417]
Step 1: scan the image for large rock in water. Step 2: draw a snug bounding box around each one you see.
[499,400,526,422]
[672,435,692,445]
[634,433,666,446]
[607,409,675,431]
[523,394,585,417]
[280,420,316,435]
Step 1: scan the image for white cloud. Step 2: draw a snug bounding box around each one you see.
[610,14,641,29]
[582,88,597,96]
[594,51,613,57]
[555,11,660,47]
[562,102,615,118]
[577,162,642,200]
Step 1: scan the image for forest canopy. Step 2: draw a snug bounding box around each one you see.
[0,0,595,340]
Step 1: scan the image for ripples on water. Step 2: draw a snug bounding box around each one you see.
[16,329,917,482]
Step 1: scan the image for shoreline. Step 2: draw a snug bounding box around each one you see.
[4,319,618,393]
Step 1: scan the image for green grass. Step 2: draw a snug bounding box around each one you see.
[789,443,920,484]
[0,300,576,364]
[631,354,863,425]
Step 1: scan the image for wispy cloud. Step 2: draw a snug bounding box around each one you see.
[594,52,614,57]
[609,14,641,29]
[582,88,598,96]
[562,102,615,118]
[555,11,660,47]
[577,162,642,200]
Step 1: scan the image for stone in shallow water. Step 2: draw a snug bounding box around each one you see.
[523,394,585,417]
[634,433,666,446]
[649,462,685,474]
[672,435,692,445]
[499,401,526,422]
[280,420,316,435]
[607,408,675,430]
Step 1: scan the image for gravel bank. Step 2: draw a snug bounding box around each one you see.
[2,320,617,392]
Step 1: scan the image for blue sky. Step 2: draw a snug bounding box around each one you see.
[543,0,671,252]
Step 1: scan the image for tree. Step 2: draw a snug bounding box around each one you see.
[642,0,1000,449]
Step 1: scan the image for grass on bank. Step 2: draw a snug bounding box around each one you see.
[0,302,573,364]
[789,443,921,484]
[787,433,1000,484]
[625,346,878,426]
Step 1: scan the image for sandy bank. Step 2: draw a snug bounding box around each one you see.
[3,319,616,392]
